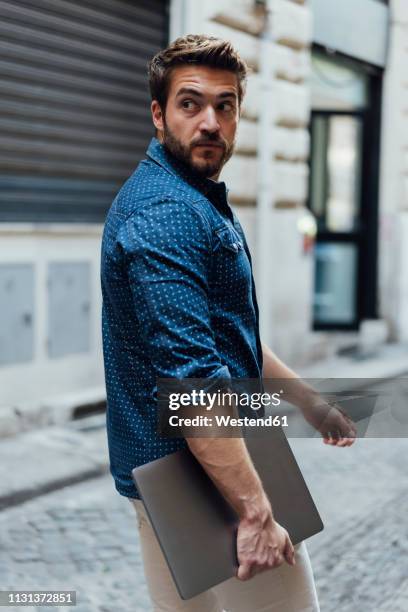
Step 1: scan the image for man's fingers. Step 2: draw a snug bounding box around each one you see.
[336,410,357,436]
[267,548,276,568]
[237,562,252,581]
[274,552,284,568]
[322,432,336,444]
[237,527,296,581]
[336,438,349,447]
[323,431,356,446]
[337,435,355,447]
[322,406,357,445]
[332,415,357,445]
[284,535,296,566]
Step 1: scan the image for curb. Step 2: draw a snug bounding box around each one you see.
[0,387,106,440]
[0,465,109,512]
[0,418,110,512]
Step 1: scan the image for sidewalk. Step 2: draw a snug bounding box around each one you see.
[1,439,407,612]
[0,342,406,511]
[298,342,408,380]
[0,415,109,511]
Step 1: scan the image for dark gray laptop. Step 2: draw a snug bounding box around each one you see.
[132,426,323,600]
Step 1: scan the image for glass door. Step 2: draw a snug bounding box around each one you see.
[310,112,363,327]
[308,50,381,330]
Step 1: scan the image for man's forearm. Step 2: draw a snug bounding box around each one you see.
[186,436,271,523]
[185,344,315,525]
[262,342,318,410]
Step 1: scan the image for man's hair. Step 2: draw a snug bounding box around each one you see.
[148,34,248,112]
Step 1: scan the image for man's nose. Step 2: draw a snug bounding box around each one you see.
[199,106,220,133]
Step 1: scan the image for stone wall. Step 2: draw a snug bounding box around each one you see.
[182,0,318,364]
[378,0,408,342]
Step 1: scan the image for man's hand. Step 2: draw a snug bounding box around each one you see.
[300,399,357,447]
[236,499,296,580]
[260,343,357,447]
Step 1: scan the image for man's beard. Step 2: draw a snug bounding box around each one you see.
[162,122,235,179]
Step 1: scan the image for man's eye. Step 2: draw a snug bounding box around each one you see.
[182,100,197,110]
[219,102,234,112]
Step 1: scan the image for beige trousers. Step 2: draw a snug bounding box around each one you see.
[129,499,320,612]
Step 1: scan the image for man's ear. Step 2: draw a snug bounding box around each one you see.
[151,100,164,132]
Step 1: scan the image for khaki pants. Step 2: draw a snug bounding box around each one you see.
[129,499,320,612]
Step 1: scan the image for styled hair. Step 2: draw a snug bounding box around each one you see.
[148,34,248,111]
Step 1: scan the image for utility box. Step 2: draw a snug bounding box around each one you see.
[47,262,91,358]
[0,264,35,366]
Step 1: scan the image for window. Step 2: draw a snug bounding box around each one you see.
[308,49,382,330]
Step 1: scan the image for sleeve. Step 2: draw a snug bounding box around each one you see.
[119,198,231,381]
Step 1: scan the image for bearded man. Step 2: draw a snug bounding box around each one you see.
[101,34,355,612]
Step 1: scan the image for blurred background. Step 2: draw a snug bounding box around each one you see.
[0,1,407,611]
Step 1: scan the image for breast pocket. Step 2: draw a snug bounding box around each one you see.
[214,225,244,254]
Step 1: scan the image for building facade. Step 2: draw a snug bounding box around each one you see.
[0,0,406,412]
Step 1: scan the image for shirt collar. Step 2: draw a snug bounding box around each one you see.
[146,137,230,204]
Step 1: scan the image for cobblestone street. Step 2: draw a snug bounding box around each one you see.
[1,437,407,612]
[0,475,150,612]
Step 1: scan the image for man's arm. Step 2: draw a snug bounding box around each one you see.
[186,434,295,579]
[122,200,295,579]
[262,342,356,446]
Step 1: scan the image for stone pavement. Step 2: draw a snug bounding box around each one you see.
[294,437,408,612]
[0,475,151,612]
[0,416,109,510]
[1,437,408,612]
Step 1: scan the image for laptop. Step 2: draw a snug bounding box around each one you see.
[132,426,323,600]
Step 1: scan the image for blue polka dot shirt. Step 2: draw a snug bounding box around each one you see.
[101,138,263,498]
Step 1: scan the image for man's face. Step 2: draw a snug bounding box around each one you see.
[151,65,240,179]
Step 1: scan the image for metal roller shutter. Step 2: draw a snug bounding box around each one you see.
[0,0,169,222]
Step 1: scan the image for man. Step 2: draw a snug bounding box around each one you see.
[101,35,356,612]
